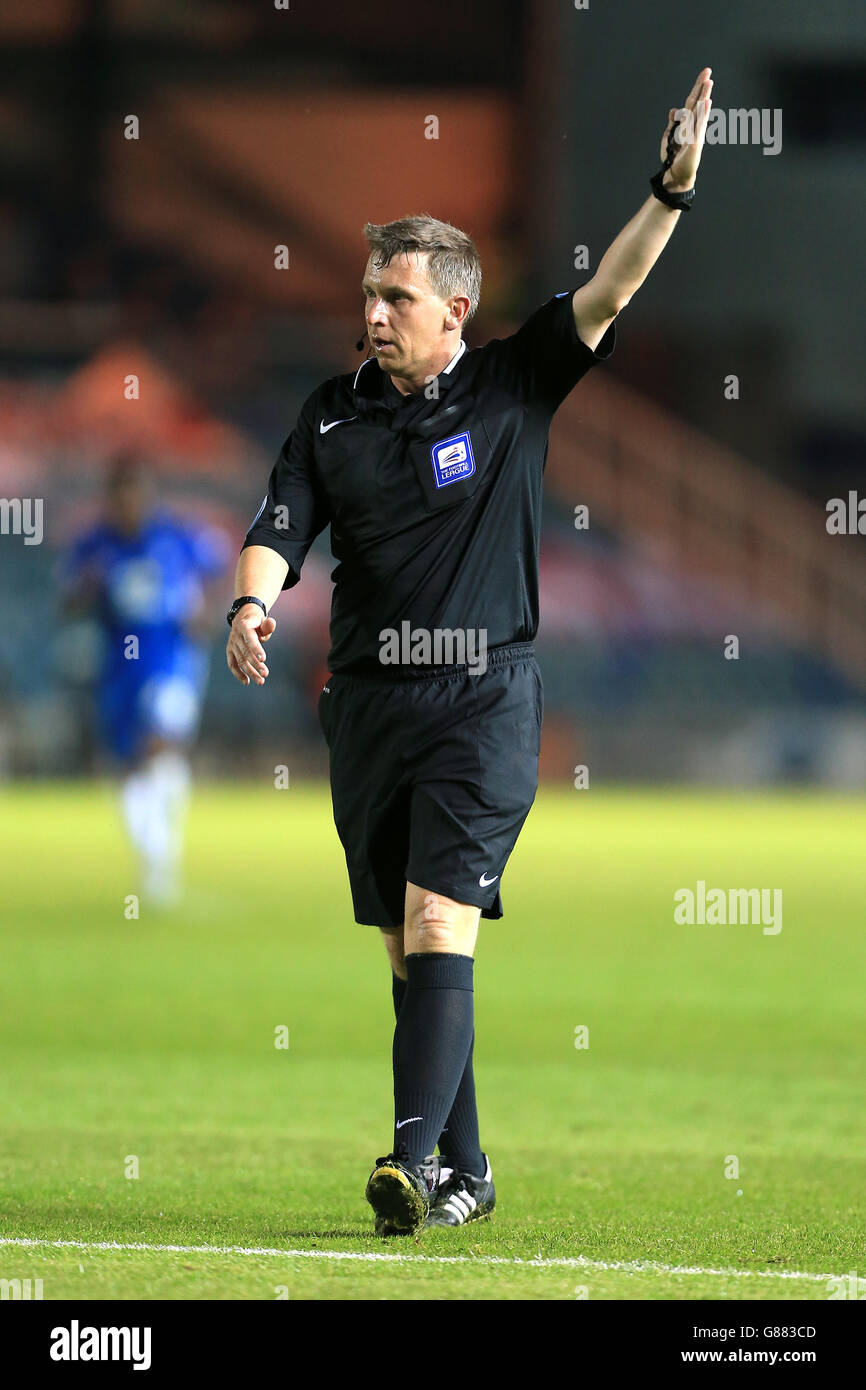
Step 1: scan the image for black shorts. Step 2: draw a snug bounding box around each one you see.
[317,642,543,928]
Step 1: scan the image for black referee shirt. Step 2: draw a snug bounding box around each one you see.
[243,288,616,674]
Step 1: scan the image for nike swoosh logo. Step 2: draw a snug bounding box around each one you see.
[395,1116,422,1130]
[479,872,499,887]
[319,416,358,433]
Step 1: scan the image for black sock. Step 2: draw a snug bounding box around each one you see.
[391,953,475,1168]
[391,971,483,1176]
[391,970,407,1018]
[437,1031,484,1177]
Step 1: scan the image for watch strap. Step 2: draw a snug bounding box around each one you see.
[650,169,695,210]
[227,595,267,627]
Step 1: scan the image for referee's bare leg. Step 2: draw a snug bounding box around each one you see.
[380,881,485,1178]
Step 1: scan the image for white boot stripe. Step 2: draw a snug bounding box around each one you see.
[446,1193,473,1220]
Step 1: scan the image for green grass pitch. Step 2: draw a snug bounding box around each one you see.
[1,782,863,1301]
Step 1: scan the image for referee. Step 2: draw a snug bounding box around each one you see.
[226,69,713,1236]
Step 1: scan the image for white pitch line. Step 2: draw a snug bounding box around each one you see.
[0,1237,839,1284]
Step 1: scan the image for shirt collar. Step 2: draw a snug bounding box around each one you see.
[441,338,467,375]
[353,337,467,413]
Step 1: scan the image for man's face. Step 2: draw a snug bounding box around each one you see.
[361,251,457,382]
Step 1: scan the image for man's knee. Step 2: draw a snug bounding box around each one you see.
[404,884,480,957]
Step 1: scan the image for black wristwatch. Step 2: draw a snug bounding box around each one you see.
[650,169,695,211]
[226,595,267,628]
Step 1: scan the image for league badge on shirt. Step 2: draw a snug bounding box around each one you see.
[430,431,476,489]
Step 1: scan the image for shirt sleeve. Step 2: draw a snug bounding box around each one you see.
[482,287,616,414]
[241,389,331,591]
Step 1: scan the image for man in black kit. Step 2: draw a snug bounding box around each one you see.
[226,69,713,1236]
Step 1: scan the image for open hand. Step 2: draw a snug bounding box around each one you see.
[661,67,714,191]
[226,605,276,686]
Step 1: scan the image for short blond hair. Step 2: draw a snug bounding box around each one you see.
[363,214,481,321]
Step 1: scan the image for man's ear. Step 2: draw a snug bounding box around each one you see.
[445,295,471,330]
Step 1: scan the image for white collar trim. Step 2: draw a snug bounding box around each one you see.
[353,337,465,392]
[442,339,466,374]
[353,356,375,390]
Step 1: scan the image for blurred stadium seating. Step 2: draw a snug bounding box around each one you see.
[2,0,864,783]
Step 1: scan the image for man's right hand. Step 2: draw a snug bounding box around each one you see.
[226,605,276,686]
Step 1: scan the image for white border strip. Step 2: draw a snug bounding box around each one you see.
[0,1237,838,1284]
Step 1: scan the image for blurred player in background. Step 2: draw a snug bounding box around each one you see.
[61,456,229,905]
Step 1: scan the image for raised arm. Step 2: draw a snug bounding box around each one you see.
[572,67,713,351]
